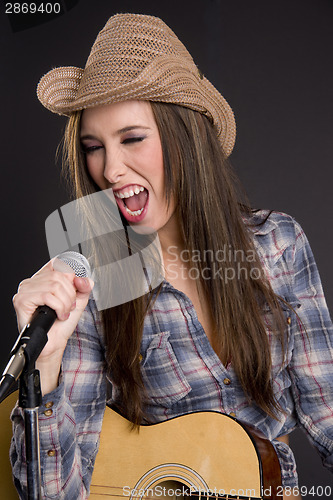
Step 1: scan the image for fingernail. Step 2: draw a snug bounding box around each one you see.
[84,277,93,288]
[71,301,76,310]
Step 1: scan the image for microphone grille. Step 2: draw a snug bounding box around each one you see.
[54,251,91,278]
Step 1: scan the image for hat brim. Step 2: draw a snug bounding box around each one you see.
[37,57,236,156]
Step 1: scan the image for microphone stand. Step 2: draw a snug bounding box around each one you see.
[4,305,54,499]
[19,365,42,500]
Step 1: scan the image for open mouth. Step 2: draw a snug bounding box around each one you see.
[113,184,149,221]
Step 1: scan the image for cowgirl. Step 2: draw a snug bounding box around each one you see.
[11,13,333,499]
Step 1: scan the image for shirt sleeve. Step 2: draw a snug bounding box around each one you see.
[10,299,106,499]
[288,220,333,472]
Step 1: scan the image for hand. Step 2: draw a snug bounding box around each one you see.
[12,259,94,393]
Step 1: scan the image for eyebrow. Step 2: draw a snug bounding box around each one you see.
[118,125,150,134]
[80,125,150,141]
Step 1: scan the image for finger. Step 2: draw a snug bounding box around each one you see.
[14,287,75,323]
[32,259,59,277]
[14,273,78,324]
[73,276,94,294]
[34,292,74,321]
[18,273,77,307]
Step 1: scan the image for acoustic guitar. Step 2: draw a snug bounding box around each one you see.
[90,407,281,500]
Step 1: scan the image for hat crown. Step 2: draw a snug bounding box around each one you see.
[84,14,195,85]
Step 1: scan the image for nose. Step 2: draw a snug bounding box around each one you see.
[103,150,127,184]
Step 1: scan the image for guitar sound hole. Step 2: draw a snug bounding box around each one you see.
[149,480,191,500]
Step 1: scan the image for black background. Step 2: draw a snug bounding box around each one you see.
[1,0,332,496]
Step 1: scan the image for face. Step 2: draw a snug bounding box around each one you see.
[80,100,176,237]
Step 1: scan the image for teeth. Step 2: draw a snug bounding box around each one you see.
[114,185,145,199]
[125,206,144,217]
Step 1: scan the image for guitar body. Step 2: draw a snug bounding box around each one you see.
[90,408,281,500]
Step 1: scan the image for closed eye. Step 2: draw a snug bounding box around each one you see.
[121,137,145,145]
[81,144,103,154]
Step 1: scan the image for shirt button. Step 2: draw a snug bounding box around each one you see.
[229,412,236,418]
[287,317,291,325]
[223,378,231,386]
[45,401,54,409]
[44,409,53,417]
[47,450,56,457]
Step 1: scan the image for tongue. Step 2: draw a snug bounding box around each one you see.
[124,190,148,211]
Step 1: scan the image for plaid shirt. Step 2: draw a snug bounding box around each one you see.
[11,211,333,499]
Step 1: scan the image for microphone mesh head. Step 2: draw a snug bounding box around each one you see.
[54,251,91,278]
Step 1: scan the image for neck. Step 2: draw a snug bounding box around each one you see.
[157,212,185,258]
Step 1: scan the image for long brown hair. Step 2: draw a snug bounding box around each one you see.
[62,102,286,425]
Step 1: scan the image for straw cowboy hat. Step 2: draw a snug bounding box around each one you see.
[37,13,236,156]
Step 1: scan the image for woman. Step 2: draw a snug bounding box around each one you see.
[10,13,333,499]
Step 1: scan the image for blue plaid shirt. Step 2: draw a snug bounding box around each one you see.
[11,211,333,499]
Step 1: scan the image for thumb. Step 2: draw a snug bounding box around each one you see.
[74,276,94,294]
[68,277,94,320]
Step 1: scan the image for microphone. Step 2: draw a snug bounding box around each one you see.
[0,251,91,403]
